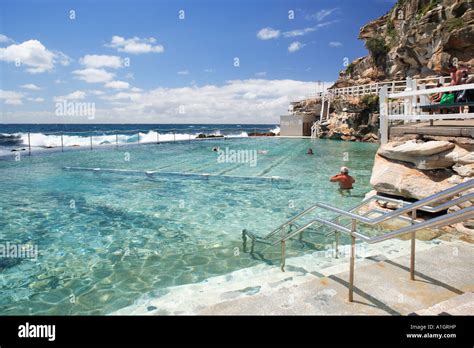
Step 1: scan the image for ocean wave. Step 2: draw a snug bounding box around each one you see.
[0,134,23,146]
[5,130,250,148]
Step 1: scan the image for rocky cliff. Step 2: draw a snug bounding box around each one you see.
[335,0,473,87]
[291,0,473,143]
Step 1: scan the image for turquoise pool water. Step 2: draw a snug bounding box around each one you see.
[0,137,378,314]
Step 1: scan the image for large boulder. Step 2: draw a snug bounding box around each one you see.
[377,140,455,169]
[453,163,474,177]
[370,154,454,200]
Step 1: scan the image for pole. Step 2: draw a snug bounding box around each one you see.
[410,210,416,281]
[28,132,31,156]
[349,219,356,302]
[280,241,286,272]
[379,85,389,145]
[61,132,64,152]
[90,135,93,150]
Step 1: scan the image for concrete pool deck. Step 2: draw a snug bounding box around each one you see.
[113,238,474,315]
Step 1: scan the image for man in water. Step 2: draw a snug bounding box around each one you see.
[307,148,314,155]
[330,167,355,195]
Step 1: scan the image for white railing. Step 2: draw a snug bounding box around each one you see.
[311,75,461,123]
[307,76,456,101]
[379,81,474,144]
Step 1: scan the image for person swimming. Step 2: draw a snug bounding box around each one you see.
[307,148,314,155]
[330,166,355,194]
[212,146,220,152]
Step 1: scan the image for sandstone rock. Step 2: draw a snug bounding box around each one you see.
[452,163,474,177]
[378,140,455,169]
[370,154,454,200]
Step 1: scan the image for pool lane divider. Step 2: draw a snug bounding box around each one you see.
[63,166,291,184]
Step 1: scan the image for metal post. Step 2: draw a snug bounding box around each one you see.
[410,210,416,281]
[28,132,31,156]
[349,219,356,302]
[281,240,286,272]
[335,231,339,259]
[379,85,389,145]
[90,135,93,150]
[320,93,325,122]
[326,94,331,119]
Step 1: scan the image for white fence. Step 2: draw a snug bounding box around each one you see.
[379,80,474,144]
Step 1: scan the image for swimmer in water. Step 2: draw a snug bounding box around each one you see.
[330,166,355,195]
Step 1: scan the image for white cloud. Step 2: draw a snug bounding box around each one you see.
[0,90,24,105]
[130,87,142,92]
[73,68,115,83]
[177,70,189,75]
[283,27,316,38]
[89,90,105,95]
[2,79,334,123]
[288,41,305,53]
[79,54,123,69]
[256,27,280,40]
[104,80,130,89]
[0,34,13,44]
[0,40,71,73]
[98,79,328,123]
[20,83,41,90]
[53,90,86,102]
[106,36,164,54]
[307,8,339,21]
[27,97,44,102]
[329,41,343,47]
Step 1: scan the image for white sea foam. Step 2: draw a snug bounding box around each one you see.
[12,130,249,148]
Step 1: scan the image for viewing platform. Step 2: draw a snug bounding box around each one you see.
[390,120,474,139]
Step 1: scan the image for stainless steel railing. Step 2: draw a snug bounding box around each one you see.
[241,179,474,301]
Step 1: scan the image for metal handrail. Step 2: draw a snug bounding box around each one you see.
[243,186,473,244]
[313,179,473,226]
[241,179,474,301]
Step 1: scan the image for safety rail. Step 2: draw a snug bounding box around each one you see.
[5,126,277,156]
[242,179,474,302]
[379,81,474,144]
[305,74,474,139]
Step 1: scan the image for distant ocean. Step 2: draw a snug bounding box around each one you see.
[0,124,280,150]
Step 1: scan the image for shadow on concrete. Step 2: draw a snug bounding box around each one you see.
[328,275,401,315]
[383,259,464,295]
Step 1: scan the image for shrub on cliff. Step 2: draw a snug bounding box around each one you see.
[365,37,389,68]
[361,95,379,112]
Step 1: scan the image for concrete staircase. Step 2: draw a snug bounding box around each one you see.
[112,238,474,315]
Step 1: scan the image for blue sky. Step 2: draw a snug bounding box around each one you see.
[0,0,395,123]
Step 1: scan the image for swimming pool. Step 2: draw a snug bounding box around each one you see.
[0,137,378,314]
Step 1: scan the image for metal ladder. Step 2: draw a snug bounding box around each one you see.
[242,179,474,301]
